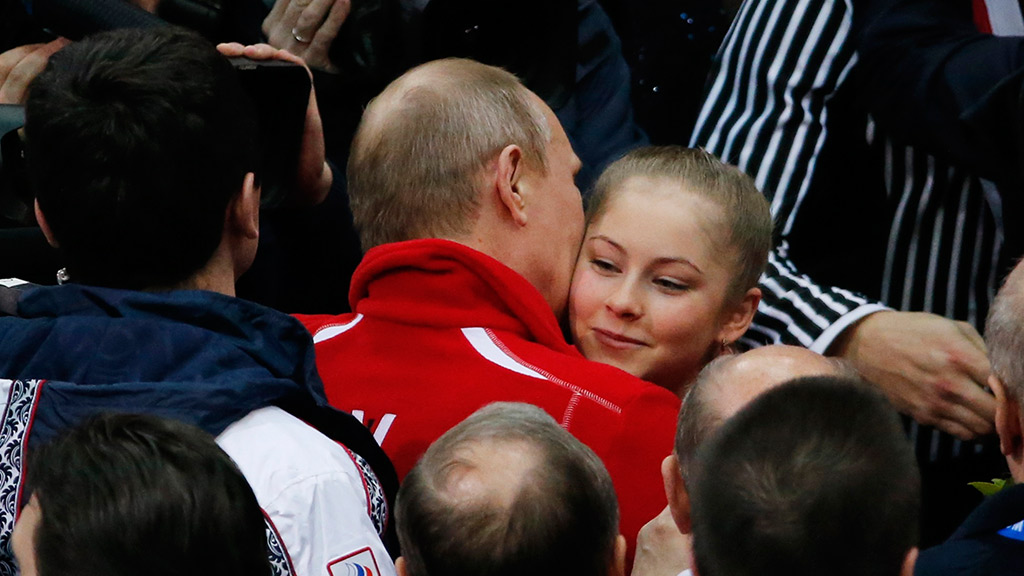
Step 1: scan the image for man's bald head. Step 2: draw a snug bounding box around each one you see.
[675,346,851,481]
[347,58,551,251]
[396,402,621,576]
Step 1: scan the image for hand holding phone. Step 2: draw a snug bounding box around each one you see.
[220,43,331,207]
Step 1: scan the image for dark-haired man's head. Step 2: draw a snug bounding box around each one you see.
[14,413,272,576]
[396,402,625,576]
[985,258,1024,482]
[689,377,920,576]
[24,27,260,291]
[663,345,850,534]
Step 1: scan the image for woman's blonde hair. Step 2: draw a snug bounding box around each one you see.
[587,146,773,299]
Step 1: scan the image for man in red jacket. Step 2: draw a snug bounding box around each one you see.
[297,58,680,560]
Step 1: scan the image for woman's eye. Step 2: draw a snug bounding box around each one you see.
[655,278,688,291]
[591,259,619,273]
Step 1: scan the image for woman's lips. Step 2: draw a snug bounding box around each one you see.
[592,327,647,350]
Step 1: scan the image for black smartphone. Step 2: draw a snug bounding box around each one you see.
[230,57,312,208]
[0,105,32,227]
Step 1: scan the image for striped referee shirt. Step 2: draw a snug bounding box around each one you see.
[690,0,1022,462]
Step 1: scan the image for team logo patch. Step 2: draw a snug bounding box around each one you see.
[327,547,381,576]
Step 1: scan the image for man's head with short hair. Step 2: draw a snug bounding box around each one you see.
[15,413,272,576]
[662,345,851,536]
[674,346,853,483]
[348,58,550,250]
[985,258,1024,481]
[347,58,584,316]
[25,27,260,290]
[690,377,920,576]
[396,402,625,576]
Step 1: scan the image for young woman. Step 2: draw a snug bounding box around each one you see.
[570,146,773,396]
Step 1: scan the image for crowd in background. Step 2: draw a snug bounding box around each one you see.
[0,0,1023,575]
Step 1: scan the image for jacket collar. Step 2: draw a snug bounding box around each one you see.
[351,239,578,355]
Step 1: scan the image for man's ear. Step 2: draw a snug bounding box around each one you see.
[990,374,1023,467]
[226,172,260,240]
[662,454,692,534]
[34,199,59,248]
[900,547,918,576]
[718,287,761,349]
[493,144,528,226]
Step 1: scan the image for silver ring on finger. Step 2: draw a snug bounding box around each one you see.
[292,27,311,43]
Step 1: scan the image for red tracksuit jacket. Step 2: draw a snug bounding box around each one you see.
[297,239,681,558]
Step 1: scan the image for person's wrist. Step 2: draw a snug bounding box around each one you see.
[827,310,887,358]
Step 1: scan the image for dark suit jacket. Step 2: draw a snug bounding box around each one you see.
[916,482,1024,576]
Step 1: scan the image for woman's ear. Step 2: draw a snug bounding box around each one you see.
[718,287,761,345]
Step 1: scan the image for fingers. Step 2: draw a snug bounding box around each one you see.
[941,398,995,439]
[241,44,283,60]
[955,320,987,353]
[267,47,308,70]
[293,0,336,38]
[307,0,349,66]
[937,323,996,429]
[946,376,997,426]
[934,397,994,440]
[0,39,70,105]
[262,0,348,71]
[910,386,992,440]
[217,42,295,64]
[216,42,247,57]
[262,0,289,37]
[909,361,996,439]
[931,418,977,442]
[265,0,319,52]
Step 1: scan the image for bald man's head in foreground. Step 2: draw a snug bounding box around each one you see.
[663,345,851,533]
[396,402,626,576]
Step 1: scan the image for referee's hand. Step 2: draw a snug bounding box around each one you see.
[831,310,995,441]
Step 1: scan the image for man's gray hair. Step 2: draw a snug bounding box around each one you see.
[348,58,551,251]
[396,402,619,576]
[986,260,1024,406]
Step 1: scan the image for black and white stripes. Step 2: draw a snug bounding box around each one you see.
[692,0,877,352]
[872,123,1005,330]
[691,0,1009,354]
[690,0,1011,464]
